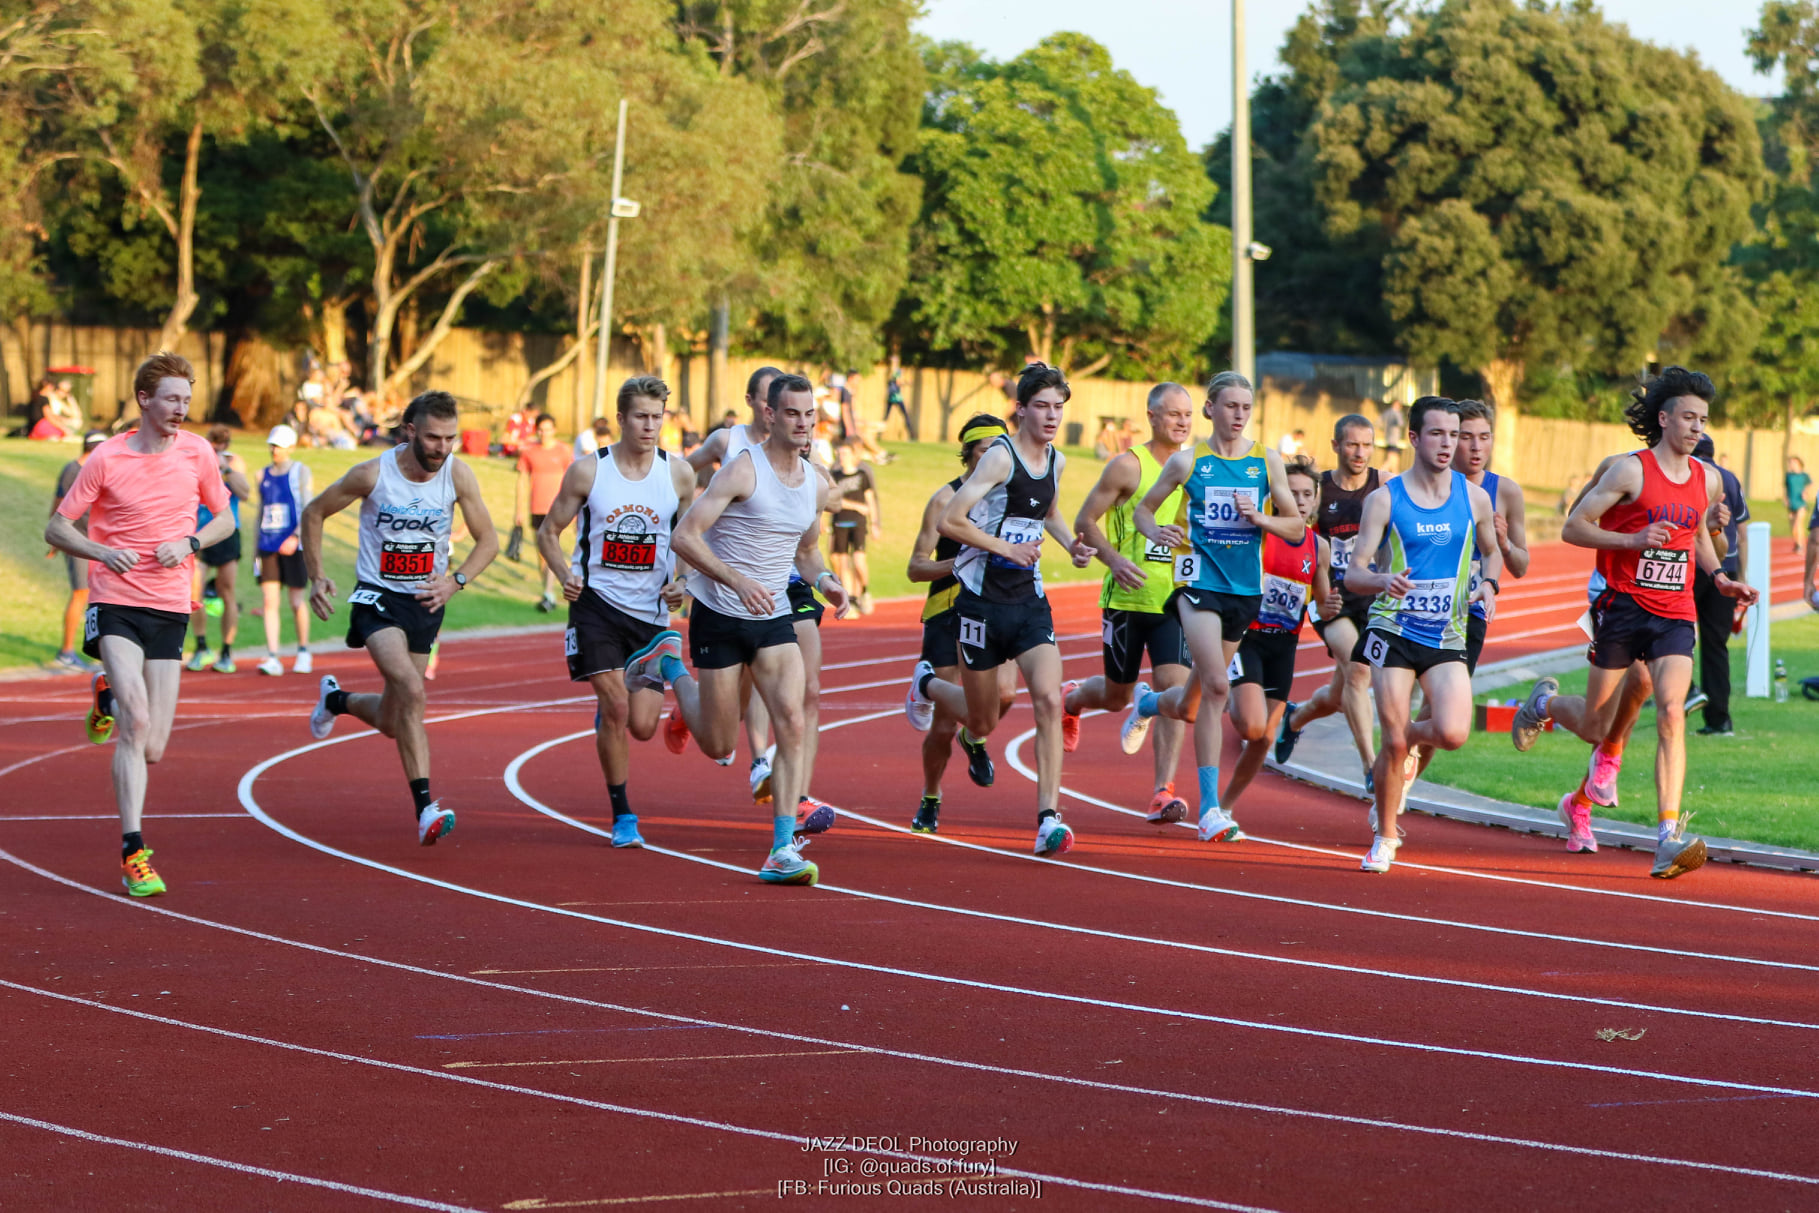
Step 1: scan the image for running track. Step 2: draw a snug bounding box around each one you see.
[1,543,1814,1211]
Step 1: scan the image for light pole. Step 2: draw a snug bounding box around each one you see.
[1231,0,1254,387]
[592,99,641,420]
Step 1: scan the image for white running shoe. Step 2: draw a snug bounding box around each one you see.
[1360,835,1401,873]
[257,655,284,676]
[1366,804,1408,839]
[712,752,735,767]
[1034,815,1074,856]
[1196,806,1245,842]
[759,839,818,885]
[310,675,340,740]
[417,802,455,846]
[292,650,313,674]
[1120,681,1154,755]
[750,745,776,802]
[904,660,935,732]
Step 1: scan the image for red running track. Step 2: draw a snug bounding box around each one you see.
[2,543,1815,1212]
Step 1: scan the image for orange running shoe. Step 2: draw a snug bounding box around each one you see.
[1060,680,1082,752]
[121,847,165,897]
[1145,784,1188,824]
[87,673,115,745]
[663,707,691,754]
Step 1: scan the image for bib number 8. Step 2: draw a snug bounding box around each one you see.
[1173,552,1200,583]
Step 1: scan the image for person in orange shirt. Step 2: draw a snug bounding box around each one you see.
[44,353,235,897]
[515,413,574,611]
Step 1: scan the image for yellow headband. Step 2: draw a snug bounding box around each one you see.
[960,421,1008,444]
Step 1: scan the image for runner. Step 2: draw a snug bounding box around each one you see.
[638,372,849,885]
[1343,396,1501,872]
[1510,368,1756,876]
[536,377,696,849]
[43,352,235,896]
[1274,414,1378,786]
[300,390,500,845]
[515,412,573,612]
[47,429,107,673]
[828,436,882,615]
[904,362,1094,857]
[1124,371,1305,843]
[1060,382,1195,824]
[1222,455,1329,814]
[905,415,1021,834]
[187,424,251,673]
[254,425,314,675]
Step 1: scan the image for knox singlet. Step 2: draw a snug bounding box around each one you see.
[1595,449,1706,622]
[1101,444,1185,614]
[573,446,681,625]
[688,447,818,620]
[921,476,965,623]
[1175,439,1267,597]
[354,447,458,592]
[1367,471,1475,650]
[953,436,1062,604]
[1252,529,1319,636]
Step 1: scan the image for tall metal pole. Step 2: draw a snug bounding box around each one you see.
[592,99,629,421]
[1231,0,1254,387]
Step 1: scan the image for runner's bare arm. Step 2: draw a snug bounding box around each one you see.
[417,458,500,611]
[537,456,595,603]
[1468,480,1503,622]
[907,485,956,584]
[513,460,531,527]
[171,506,238,568]
[684,426,728,474]
[44,512,134,571]
[1073,452,1145,589]
[1562,457,1661,550]
[1244,448,1308,542]
[302,458,381,616]
[223,453,252,501]
[798,476,850,618]
[1335,488,1406,598]
[1497,479,1530,578]
[939,445,1035,565]
[1133,449,1194,549]
[1312,534,1333,607]
[671,453,772,615]
[664,452,699,606]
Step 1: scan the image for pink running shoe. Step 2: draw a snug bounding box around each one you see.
[1556,791,1598,854]
[1584,747,1622,807]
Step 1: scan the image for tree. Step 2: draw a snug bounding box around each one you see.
[1309,0,1765,411]
[906,34,1227,380]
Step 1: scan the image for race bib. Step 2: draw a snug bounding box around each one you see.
[1198,486,1261,544]
[959,616,986,648]
[1226,651,1244,680]
[1362,631,1391,668]
[84,605,98,642]
[1173,551,1202,584]
[989,516,1044,568]
[1329,535,1355,574]
[260,502,291,532]
[1397,576,1456,622]
[563,627,578,657]
[348,588,384,607]
[1635,547,1689,592]
[1143,535,1175,563]
[600,534,657,571]
[1259,573,1309,627]
[379,540,436,582]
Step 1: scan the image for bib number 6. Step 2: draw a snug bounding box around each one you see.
[1363,632,1390,669]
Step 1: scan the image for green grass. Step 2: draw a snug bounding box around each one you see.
[0,435,1107,671]
[1422,613,1819,852]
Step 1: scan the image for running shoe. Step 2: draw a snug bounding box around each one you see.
[424,642,440,681]
[212,654,237,674]
[1119,681,1154,755]
[625,630,683,693]
[1145,785,1188,824]
[611,815,645,849]
[1034,814,1074,856]
[795,796,835,836]
[1196,806,1245,843]
[257,655,284,676]
[1365,804,1407,839]
[87,673,115,745]
[1511,676,1558,752]
[759,839,818,885]
[1695,724,1734,737]
[904,660,935,732]
[54,650,97,674]
[911,795,941,834]
[750,745,775,802]
[712,751,735,766]
[1650,828,1707,880]
[1273,702,1303,765]
[1683,686,1708,713]
[960,730,994,787]
[1557,791,1598,854]
[417,802,455,846]
[121,847,165,897]
[1584,746,1622,807]
[1060,680,1082,752]
[1359,835,1400,874]
[537,594,557,614]
[293,650,313,675]
[185,646,213,673]
[310,675,340,740]
[663,707,691,754]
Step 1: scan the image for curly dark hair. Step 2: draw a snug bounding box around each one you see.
[1625,366,1713,446]
[1015,361,1070,407]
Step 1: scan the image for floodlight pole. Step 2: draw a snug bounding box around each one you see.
[592,99,629,421]
[1231,0,1254,388]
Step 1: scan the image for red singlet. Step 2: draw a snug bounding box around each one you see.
[1252,530,1319,635]
[1595,449,1705,621]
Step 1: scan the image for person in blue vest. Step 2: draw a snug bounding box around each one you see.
[255,425,315,676]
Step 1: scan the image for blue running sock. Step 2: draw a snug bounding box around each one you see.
[772,816,795,851]
[659,653,687,684]
[1197,766,1220,813]
[1136,687,1161,718]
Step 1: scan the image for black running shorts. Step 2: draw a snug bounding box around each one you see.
[921,609,960,670]
[258,550,309,589]
[1172,586,1261,643]
[1465,612,1489,675]
[1354,627,1466,677]
[688,600,797,670]
[83,603,188,662]
[955,587,1055,672]
[566,592,666,682]
[787,578,825,626]
[345,580,444,655]
[1587,589,1695,670]
[199,531,241,568]
[1312,590,1371,645]
[1233,628,1300,701]
[1101,607,1190,685]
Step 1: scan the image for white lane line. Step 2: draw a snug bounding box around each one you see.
[0,978,1271,1213]
[0,1108,482,1211]
[0,813,249,822]
[505,730,1819,1032]
[1003,724,1819,926]
[4,847,1811,1189]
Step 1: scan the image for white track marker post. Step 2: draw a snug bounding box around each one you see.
[1745,520,1771,698]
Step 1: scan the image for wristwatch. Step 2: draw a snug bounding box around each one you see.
[187,535,201,554]
[815,570,837,588]
[1482,578,1500,594]
[453,572,469,589]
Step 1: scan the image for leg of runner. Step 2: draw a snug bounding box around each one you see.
[1585,662,1652,805]
[669,663,745,762]
[215,557,240,671]
[589,668,664,848]
[742,669,768,782]
[1284,617,1373,772]
[920,661,964,801]
[1147,606,1233,838]
[1536,666,1628,746]
[330,630,440,835]
[1368,662,1417,848]
[1221,684,1280,814]
[1014,640,1071,854]
[99,637,180,838]
[1644,652,1694,836]
[792,618,830,831]
[1148,663,1190,819]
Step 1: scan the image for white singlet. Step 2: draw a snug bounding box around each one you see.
[354,447,458,592]
[572,446,681,625]
[724,423,761,462]
[688,447,817,621]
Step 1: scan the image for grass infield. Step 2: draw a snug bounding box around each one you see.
[1421,613,1819,853]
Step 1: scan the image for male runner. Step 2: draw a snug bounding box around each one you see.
[1059,382,1195,824]
[1275,414,1378,784]
[537,376,695,849]
[637,373,848,885]
[905,414,1021,833]
[45,352,235,895]
[1344,396,1501,872]
[301,390,500,845]
[904,362,1093,856]
[1125,371,1305,843]
[1222,455,1329,813]
[1510,368,1756,877]
[187,424,251,672]
[515,412,573,611]
[255,425,314,675]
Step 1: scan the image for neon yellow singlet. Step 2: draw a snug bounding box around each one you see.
[1101,444,1185,613]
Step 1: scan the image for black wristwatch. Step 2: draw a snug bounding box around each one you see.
[187,535,201,554]
[1482,577,1500,594]
[452,571,468,589]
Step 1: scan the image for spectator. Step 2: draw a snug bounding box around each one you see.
[882,365,911,436]
[575,415,612,457]
[828,436,881,615]
[502,404,535,458]
[1788,455,1814,554]
[1692,435,1748,735]
[712,408,740,433]
[1278,428,1307,459]
[254,425,314,675]
[1116,418,1140,454]
[307,397,356,449]
[187,425,252,673]
[515,413,574,611]
[1094,419,1120,460]
[46,431,108,671]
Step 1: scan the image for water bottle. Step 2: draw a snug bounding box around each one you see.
[1775,658,1789,703]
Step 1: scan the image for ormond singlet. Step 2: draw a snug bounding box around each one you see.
[1367,471,1475,649]
[1176,439,1268,597]
[1102,444,1185,614]
[921,476,965,623]
[1317,467,1379,604]
[1595,450,1706,622]
[573,445,681,625]
[689,447,818,620]
[355,447,458,592]
[1252,529,1319,636]
[953,436,1061,604]
[1468,471,1500,621]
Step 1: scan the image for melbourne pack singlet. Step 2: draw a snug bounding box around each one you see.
[953,436,1062,604]
[1102,444,1185,614]
[574,446,681,625]
[921,476,965,622]
[689,447,818,620]
[1176,439,1267,597]
[1367,471,1475,650]
[1595,450,1706,622]
[354,447,458,592]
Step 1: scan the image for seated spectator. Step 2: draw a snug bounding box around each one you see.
[307,400,356,449]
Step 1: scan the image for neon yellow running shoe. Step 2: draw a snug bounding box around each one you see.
[87,673,115,745]
[121,848,166,897]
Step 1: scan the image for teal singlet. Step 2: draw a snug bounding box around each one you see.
[1175,439,1267,597]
